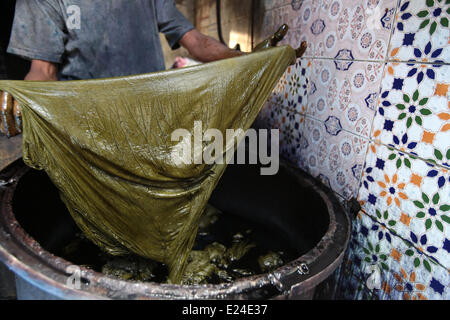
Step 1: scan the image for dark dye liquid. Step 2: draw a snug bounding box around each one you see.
[13,169,299,284]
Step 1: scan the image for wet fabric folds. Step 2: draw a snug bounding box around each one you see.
[0,46,296,282]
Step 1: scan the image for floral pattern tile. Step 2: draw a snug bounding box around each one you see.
[256,58,312,129]
[283,58,312,114]
[306,0,397,61]
[389,0,450,63]
[345,211,449,299]
[335,268,379,299]
[255,0,450,300]
[306,59,383,138]
[255,88,306,165]
[334,248,381,300]
[257,93,287,131]
[279,112,306,163]
[358,142,450,268]
[372,62,450,168]
[295,116,369,199]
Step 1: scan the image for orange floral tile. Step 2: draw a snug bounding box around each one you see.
[358,142,449,268]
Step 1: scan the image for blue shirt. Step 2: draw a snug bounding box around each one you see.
[7,0,194,80]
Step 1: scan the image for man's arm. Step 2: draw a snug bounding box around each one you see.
[179,29,244,63]
[25,60,58,81]
[8,1,66,80]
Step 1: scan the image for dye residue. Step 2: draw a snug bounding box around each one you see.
[59,205,297,285]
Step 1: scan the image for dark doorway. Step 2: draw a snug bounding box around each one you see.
[0,0,30,80]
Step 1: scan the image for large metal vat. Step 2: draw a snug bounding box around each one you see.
[0,159,350,299]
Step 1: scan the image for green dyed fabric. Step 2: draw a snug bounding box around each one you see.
[0,46,296,283]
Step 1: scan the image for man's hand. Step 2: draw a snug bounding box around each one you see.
[25,60,58,81]
[254,24,307,64]
[179,29,244,63]
[172,56,201,69]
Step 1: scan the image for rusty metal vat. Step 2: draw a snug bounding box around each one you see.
[0,158,350,300]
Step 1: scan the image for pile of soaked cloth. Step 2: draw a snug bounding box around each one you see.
[0,46,296,283]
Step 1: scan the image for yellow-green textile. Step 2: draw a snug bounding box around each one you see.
[0,46,296,283]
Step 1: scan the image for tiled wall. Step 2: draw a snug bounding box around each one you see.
[255,0,449,299]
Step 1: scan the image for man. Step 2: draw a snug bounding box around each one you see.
[7,0,243,81]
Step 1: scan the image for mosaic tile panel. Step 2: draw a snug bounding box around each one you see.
[282,58,312,114]
[257,99,306,165]
[255,57,312,127]
[358,142,450,268]
[279,112,306,163]
[389,0,450,63]
[346,211,449,299]
[255,0,450,300]
[372,62,450,168]
[334,249,380,300]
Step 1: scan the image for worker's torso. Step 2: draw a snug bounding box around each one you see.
[54,0,166,80]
